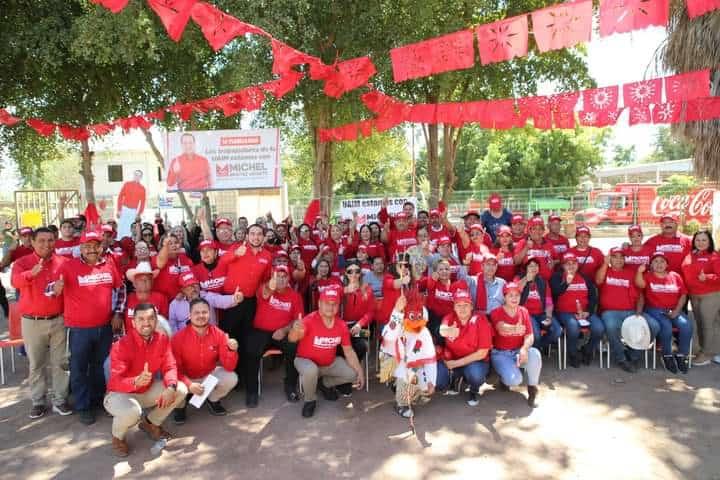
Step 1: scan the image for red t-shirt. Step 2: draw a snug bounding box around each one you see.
[154,254,194,300]
[54,238,79,258]
[441,313,492,360]
[117,181,146,212]
[223,247,272,297]
[516,238,557,280]
[466,242,491,276]
[254,286,304,332]
[492,246,517,281]
[599,268,638,312]
[10,252,66,317]
[643,271,687,309]
[544,234,570,256]
[419,277,468,318]
[379,273,403,324]
[622,244,652,272]
[191,257,230,293]
[10,245,34,263]
[516,278,550,316]
[428,225,450,247]
[386,228,417,259]
[125,291,169,333]
[354,239,385,261]
[342,284,375,327]
[490,306,533,350]
[556,274,589,313]
[166,153,211,191]
[569,246,605,280]
[296,311,351,367]
[644,233,692,273]
[298,237,319,267]
[60,257,122,328]
[217,241,241,258]
[682,251,720,295]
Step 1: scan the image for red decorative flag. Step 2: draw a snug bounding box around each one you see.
[518,96,552,129]
[390,29,474,82]
[531,0,592,53]
[190,2,267,51]
[623,78,662,107]
[147,0,197,42]
[490,99,521,130]
[0,109,20,126]
[477,15,528,65]
[358,120,374,138]
[90,0,129,13]
[684,97,720,122]
[261,70,304,99]
[582,86,619,112]
[303,199,321,225]
[88,123,114,136]
[665,69,710,102]
[26,119,56,137]
[58,125,90,141]
[460,101,490,125]
[167,103,195,121]
[114,115,152,132]
[145,109,166,121]
[686,0,720,18]
[599,0,669,37]
[407,104,438,124]
[238,86,265,111]
[323,57,377,98]
[271,39,321,75]
[651,102,683,123]
[578,108,624,127]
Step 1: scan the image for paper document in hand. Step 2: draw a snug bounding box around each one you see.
[189,374,219,408]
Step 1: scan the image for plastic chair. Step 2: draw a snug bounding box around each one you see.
[257,348,283,396]
[561,326,604,369]
[0,304,25,384]
[650,327,693,370]
[540,329,563,370]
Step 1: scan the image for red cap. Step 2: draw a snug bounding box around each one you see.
[80,230,102,243]
[178,272,199,288]
[290,244,302,252]
[503,282,521,295]
[273,264,290,274]
[19,227,33,236]
[469,223,484,232]
[650,251,666,262]
[548,214,562,223]
[101,224,114,234]
[575,225,591,236]
[318,285,342,304]
[488,194,502,209]
[429,209,441,217]
[395,212,408,220]
[275,249,289,258]
[562,252,578,264]
[528,217,545,228]
[659,214,679,223]
[483,253,498,263]
[497,225,512,236]
[511,214,525,225]
[524,255,541,266]
[199,240,217,250]
[215,217,232,228]
[119,237,135,252]
[314,215,324,221]
[453,289,473,304]
[609,247,624,256]
[628,224,643,236]
[356,244,368,252]
[462,210,480,219]
[437,236,452,246]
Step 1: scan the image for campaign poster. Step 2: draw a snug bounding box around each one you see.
[164,129,281,192]
[339,196,417,226]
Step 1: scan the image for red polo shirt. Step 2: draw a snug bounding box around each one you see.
[107,329,178,393]
[342,284,375,327]
[191,257,231,293]
[386,228,417,259]
[441,313,492,360]
[154,254,194,300]
[54,238,79,258]
[10,245,34,262]
[544,234,570,256]
[59,257,122,328]
[254,286,304,332]
[555,274,589,314]
[296,311,351,367]
[569,246,605,279]
[598,268,638,312]
[490,306,533,350]
[125,291,169,333]
[171,324,238,386]
[622,245,652,272]
[516,238,557,280]
[11,252,66,317]
[644,233,692,273]
[166,153,211,191]
[223,246,272,297]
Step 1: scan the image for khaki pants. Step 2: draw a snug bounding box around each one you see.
[180,367,237,407]
[690,292,720,356]
[22,316,68,406]
[104,380,188,439]
[294,357,357,402]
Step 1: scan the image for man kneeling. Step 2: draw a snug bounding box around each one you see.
[104,304,187,457]
[171,298,239,424]
[289,285,364,418]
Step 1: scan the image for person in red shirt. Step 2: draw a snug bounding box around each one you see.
[55,220,80,258]
[10,227,71,419]
[352,224,385,262]
[166,133,212,191]
[154,233,194,302]
[568,225,605,281]
[622,224,652,272]
[116,170,146,238]
[191,240,229,293]
[644,214,692,273]
[550,252,604,368]
[510,214,527,244]
[456,223,492,275]
[56,230,126,425]
[289,285,364,418]
[514,217,557,281]
[296,223,319,267]
[596,248,659,373]
[2,226,34,268]
[489,282,541,407]
[436,289,492,406]
[341,260,375,363]
[378,253,414,326]
[681,230,720,365]
[427,208,452,249]
[418,259,468,342]
[244,265,304,407]
[381,212,418,260]
[636,251,693,373]
[515,256,561,351]
[104,304,187,457]
[544,215,569,257]
[125,262,168,334]
[171,298,239,424]
[492,226,518,282]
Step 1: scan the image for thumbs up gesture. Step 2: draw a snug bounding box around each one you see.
[52,275,65,296]
[30,258,44,277]
[232,287,244,305]
[135,362,152,388]
[234,243,247,257]
[699,269,706,282]
[268,271,278,291]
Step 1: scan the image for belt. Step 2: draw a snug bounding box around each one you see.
[22,314,61,321]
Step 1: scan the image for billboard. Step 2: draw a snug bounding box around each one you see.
[339,196,417,225]
[164,128,281,192]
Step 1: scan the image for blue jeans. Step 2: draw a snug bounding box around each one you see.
[530,314,562,349]
[601,310,660,362]
[644,308,693,356]
[556,312,605,354]
[436,360,489,393]
[491,348,542,386]
[69,325,112,412]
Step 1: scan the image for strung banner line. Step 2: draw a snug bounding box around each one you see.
[318,69,717,142]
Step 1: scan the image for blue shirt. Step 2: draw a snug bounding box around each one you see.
[481,209,513,243]
[363,271,384,298]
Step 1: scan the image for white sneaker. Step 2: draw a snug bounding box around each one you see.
[693,353,711,366]
[712,355,720,365]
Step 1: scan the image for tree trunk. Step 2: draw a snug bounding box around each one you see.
[441,124,463,203]
[79,138,95,205]
[142,128,194,222]
[424,123,440,208]
[310,105,334,216]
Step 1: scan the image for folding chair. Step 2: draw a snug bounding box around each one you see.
[257,348,283,396]
[0,304,25,384]
[561,327,604,369]
[650,327,693,370]
[541,329,563,370]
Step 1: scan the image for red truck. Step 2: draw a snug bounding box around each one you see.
[574,183,715,226]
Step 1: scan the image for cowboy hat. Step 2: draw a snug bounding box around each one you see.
[621,315,653,350]
[126,261,159,282]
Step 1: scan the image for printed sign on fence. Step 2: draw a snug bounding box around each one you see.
[164,129,281,192]
[339,197,417,225]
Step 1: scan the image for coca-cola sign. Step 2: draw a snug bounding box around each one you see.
[651,188,715,219]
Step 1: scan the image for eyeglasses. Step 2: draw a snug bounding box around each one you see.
[346,268,361,274]
[470,232,482,237]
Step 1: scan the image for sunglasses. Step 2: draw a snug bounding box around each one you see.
[397,263,409,268]
[346,268,361,274]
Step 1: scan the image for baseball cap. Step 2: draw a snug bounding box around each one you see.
[503,282,521,295]
[659,214,679,223]
[429,208,441,217]
[395,212,408,220]
[628,224,643,236]
[488,194,502,209]
[548,214,562,223]
[19,227,33,236]
[101,224,114,234]
[575,225,591,236]
[178,272,199,288]
[199,239,217,250]
[319,285,341,304]
[497,225,512,236]
[562,252,578,264]
[462,210,480,219]
[469,223,484,232]
[273,264,290,274]
[650,251,666,262]
[483,253,498,263]
[80,230,102,243]
[453,289,473,304]
[437,236,452,246]
[290,244,302,252]
[511,214,525,225]
[275,249,289,258]
[609,247,624,256]
[528,217,545,228]
[215,217,232,228]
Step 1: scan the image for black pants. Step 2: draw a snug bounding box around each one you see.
[0,281,9,317]
[220,297,257,380]
[244,327,297,397]
[427,309,444,345]
[337,336,368,363]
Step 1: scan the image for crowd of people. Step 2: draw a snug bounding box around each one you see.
[6,193,720,457]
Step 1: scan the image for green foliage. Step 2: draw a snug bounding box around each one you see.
[644,127,695,163]
[612,144,636,166]
[471,126,607,190]
[657,174,698,197]
[452,126,493,190]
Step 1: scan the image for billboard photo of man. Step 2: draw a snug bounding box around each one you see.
[166,133,212,191]
[116,170,146,238]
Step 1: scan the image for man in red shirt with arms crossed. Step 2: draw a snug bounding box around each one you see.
[104,304,187,457]
[11,227,72,419]
[289,286,364,418]
[171,298,238,425]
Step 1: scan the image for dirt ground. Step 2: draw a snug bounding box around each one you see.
[1,345,719,480]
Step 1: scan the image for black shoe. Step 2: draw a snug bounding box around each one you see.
[467,392,479,406]
[675,355,689,374]
[284,384,300,403]
[395,405,413,418]
[207,401,227,416]
[317,381,338,401]
[336,383,353,397]
[496,382,510,392]
[568,353,581,368]
[302,401,316,418]
[79,409,95,425]
[527,385,538,407]
[246,393,259,408]
[663,355,678,374]
[582,348,593,366]
[173,407,187,425]
[29,404,47,419]
[617,360,636,373]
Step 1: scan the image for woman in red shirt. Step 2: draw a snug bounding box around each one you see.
[489,282,541,407]
[307,259,343,312]
[492,226,518,282]
[378,253,414,326]
[354,225,386,262]
[622,225,652,272]
[341,260,374,361]
[636,251,692,374]
[681,230,720,366]
[418,259,468,342]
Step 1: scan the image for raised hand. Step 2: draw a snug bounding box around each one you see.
[234,243,247,257]
[394,290,407,312]
[30,259,43,277]
[227,338,239,351]
[135,362,152,388]
[232,287,244,305]
[52,275,65,296]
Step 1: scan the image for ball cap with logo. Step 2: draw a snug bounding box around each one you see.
[575,225,591,236]
[511,214,525,225]
[453,289,473,304]
[659,213,679,224]
[319,285,342,304]
[273,264,290,274]
[215,217,232,228]
[503,282,521,295]
[562,252,578,264]
[19,226,33,236]
[528,217,544,228]
[178,272,200,288]
[199,239,217,250]
[80,230,102,244]
[488,194,502,209]
[650,250,667,262]
[628,224,643,236]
